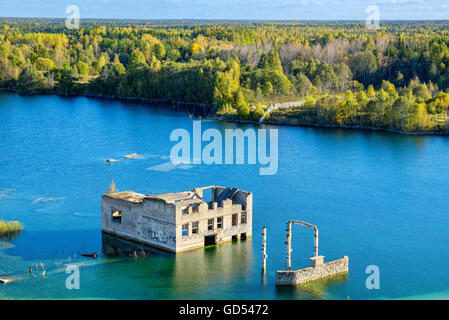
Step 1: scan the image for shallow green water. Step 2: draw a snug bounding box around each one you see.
[0,93,448,299]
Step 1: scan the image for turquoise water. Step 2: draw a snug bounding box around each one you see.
[0,93,448,300]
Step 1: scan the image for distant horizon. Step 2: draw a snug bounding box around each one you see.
[1,17,449,23]
[1,0,448,21]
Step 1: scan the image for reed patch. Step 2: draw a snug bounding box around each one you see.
[0,220,22,239]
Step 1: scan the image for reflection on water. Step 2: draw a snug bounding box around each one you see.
[102,232,253,297]
[172,239,253,292]
[411,136,426,149]
[102,232,166,258]
[0,232,21,242]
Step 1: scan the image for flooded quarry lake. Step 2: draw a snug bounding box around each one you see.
[0,93,448,299]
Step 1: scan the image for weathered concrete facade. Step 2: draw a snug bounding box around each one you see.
[276,256,349,285]
[101,186,252,253]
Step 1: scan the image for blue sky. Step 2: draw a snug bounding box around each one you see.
[1,0,448,20]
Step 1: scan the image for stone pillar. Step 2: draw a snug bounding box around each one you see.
[286,221,292,270]
[309,255,325,268]
[262,227,267,273]
[222,199,232,209]
[314,227,319,257]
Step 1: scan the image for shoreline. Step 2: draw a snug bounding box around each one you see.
[211,114,449,137]
[259,119,449,136]
[0,88,214,117]
[2,89,448,136]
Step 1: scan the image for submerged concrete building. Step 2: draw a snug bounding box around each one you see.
[101,186,252,253]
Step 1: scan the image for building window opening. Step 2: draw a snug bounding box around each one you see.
[232,214,238,226]
[112,209,122,223]
[182,224,189,237]
[208,218,214,231]
[217,216,223,229]
[241,233,247,240]
[202,188,213,203]
[232,235,238,241]
[241,212,247,225]
[192,221,199,235]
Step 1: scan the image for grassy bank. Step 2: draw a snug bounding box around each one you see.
[0,220,22,238]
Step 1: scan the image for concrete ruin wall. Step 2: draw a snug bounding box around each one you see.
[101,196,177,252]
[276,256,349,285]
[176,191,253,252]
[102,187,253,253]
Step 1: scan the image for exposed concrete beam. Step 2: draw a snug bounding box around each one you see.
[262,227,267,273]
[286,221,292,270]
[289,220,319,257]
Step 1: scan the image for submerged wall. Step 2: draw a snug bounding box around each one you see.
[276,256,349,285]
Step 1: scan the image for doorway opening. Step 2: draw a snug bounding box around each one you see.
[204,235,216,247]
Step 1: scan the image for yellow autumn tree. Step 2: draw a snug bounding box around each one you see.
[107,180,118,194]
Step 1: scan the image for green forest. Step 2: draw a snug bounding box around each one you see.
[1,19,449,133]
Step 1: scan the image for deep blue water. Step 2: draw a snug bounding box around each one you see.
[0,93,448,299]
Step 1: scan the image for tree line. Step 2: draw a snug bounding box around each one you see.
[1,19,449,133]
